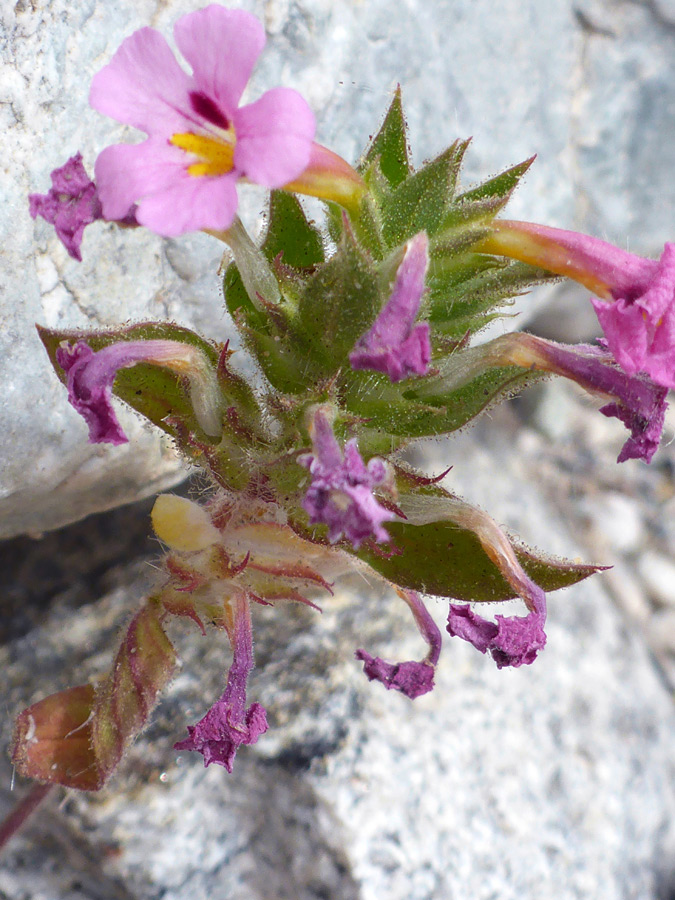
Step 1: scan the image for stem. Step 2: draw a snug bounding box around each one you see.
[206,217,281,308]
[0,782,54,853]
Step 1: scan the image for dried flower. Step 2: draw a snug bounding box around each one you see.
[29,153,103,261]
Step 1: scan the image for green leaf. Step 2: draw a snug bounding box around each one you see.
[380,140,470,248]
[223,264,313,394]
[427,257,554,339]
[339,363,543,443]
[262,190,325,269]
[360,86,411,189]
[37,321,220,442]
[437,156,535,234]
[356,516,600,601]
[295,219,381,378]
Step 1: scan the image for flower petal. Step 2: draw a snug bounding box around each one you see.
[94,140,182,220]
[234,87,316,187]
[29,153,103,261]
[350,232,431,382]
[95,139,239,235]
[174,6,265,114]
[89,27,193,137]
[355,653,435,699]
[447,588,547,669]
[136,171,239,237]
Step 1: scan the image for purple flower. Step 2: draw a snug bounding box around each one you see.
[356,590,441,699]
[29,154,103,261]
[299,407,396,549]
[56,338,222,444]
[350,232,431,382]
[512,336,668,464]
[480,220,675,389]
[89,6,316,237]
[592,243,675,390]
[174,594,267,771]
[447,587,547,669]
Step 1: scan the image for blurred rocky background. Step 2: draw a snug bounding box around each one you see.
[1,0,675,897]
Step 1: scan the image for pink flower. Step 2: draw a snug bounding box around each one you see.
[591,243,675,390]
[349,232,431,382]
[89,6,316,237]
[476,333,668,463]
[29,154,103,261]
[479,221,675,389]
[299,407,396,549]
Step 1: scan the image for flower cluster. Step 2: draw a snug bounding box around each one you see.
[17,3,673,796]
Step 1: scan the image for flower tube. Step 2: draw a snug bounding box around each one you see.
[477,220,675,389]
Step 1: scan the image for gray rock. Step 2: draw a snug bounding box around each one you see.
[0,423,673,899]
[4,0,675,536]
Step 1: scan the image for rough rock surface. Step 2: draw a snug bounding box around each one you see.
[3,0,675,535]
[0,420,674,900]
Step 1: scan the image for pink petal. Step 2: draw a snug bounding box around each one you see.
[136,171,239,237]
[174,6,265,114]
[89,27,193,137]
[94,139,187,220]
[234,88,316,187]
[592,297,649,377]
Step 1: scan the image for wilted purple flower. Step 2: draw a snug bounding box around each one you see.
[512,336,667,464]
[447,586,547,669]
[174,594,267,771]
[480,220,675,389]
[356,590,441,699]
[56,338,222,444]
[89,6,316,237]
[29,154,103,261]
[299,407,395,549]
[350,232,431,382]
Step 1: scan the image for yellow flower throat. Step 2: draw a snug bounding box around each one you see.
[170,132,236,178]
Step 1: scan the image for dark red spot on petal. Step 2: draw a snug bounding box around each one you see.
[189,91,230,130]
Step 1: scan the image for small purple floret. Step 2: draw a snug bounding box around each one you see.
[29,153,103,261]
[350,232,431,382]
[356,591,441,698]
[174,596,267,772]
[355,651,435,698]
[56,342,129,444]
[299,408,395,549]
[447,589,547,669]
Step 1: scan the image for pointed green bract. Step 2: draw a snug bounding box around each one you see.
[338,363,544,445]
[380,140,470,247]
[360,86,411,188]
[427,258,555,338]
[262,190,325,269]
[295,218,381,378]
